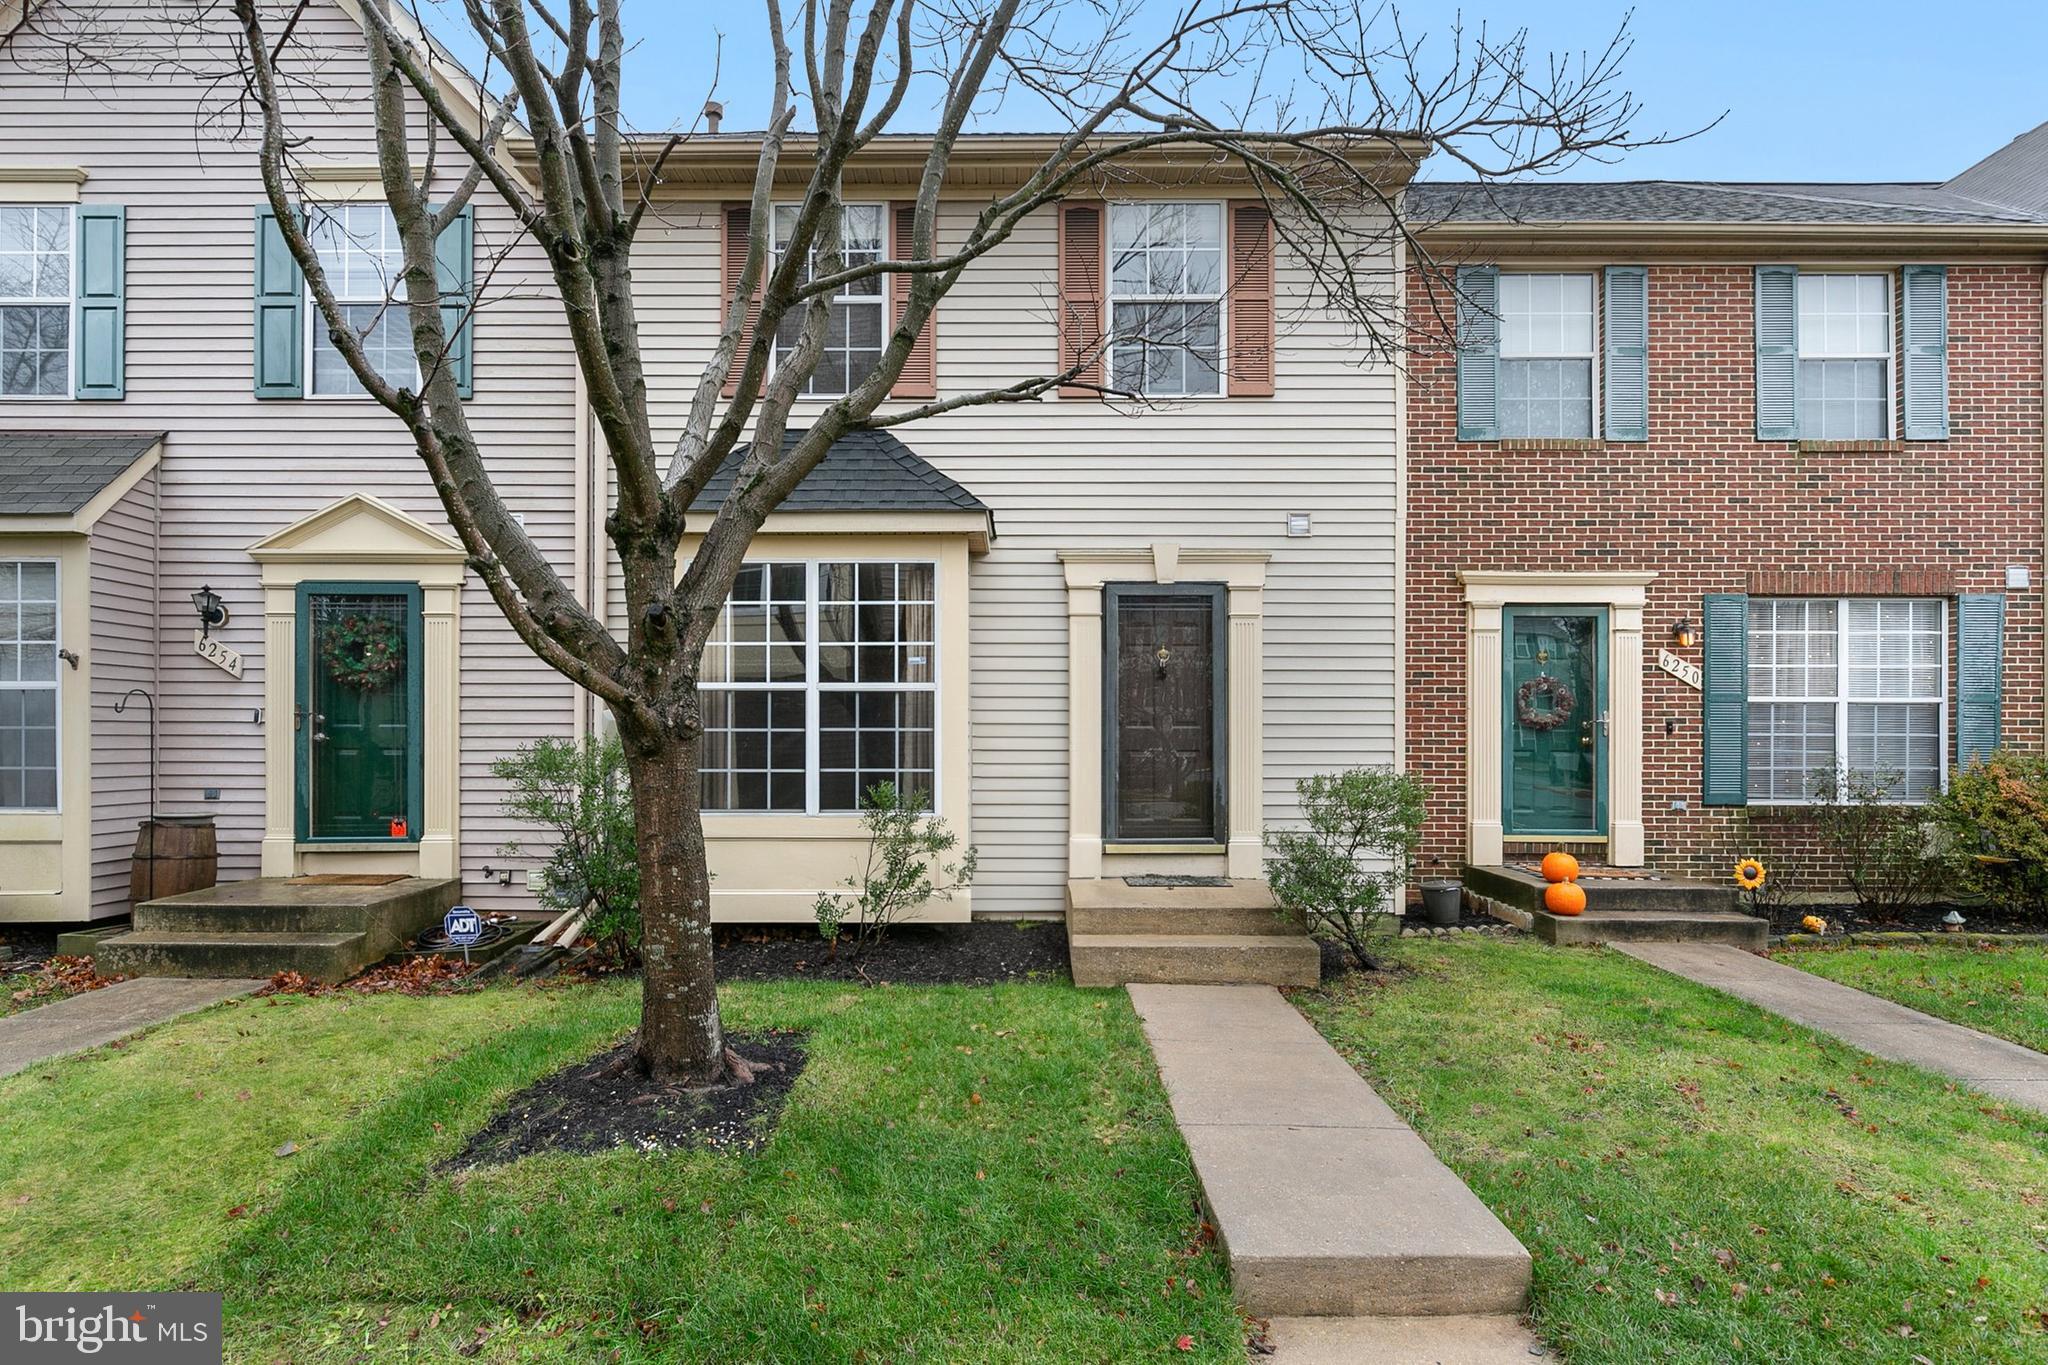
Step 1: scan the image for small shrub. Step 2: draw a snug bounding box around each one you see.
[1806,765,1942,919]
[1264,767,1426,972]
[814,782,977,958]
[493,735,641,964]
[1930,749,2048,920]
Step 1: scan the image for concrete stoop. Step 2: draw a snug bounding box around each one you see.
[95,876,461,983]
[1128,984,1532,1319]
[1068,879,1320,987]
[1464,862,1766,949]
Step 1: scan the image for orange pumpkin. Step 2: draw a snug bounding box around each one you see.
[1540,851,1581,884]
[1544,881,1588,916]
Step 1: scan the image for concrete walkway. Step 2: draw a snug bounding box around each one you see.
[1127,983,1533,1332]
[0,977,262,1079]
[1615,942,2048,1113]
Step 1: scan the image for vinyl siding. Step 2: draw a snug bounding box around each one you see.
[86,470,159,915]
[0,2,580,911]
[625,198,1401,916]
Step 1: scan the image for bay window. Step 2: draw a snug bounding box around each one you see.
[307,203,414,397]
[1747,597,1945,803]
[1796,273,1890,440]
[0,205,72,397]
[772,203,886,397]
[701,560,937,813]
[1497,272,1596,438]
[1108,202,1223,397]
[0,560,59,810]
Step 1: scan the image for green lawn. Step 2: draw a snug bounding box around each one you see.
[1296,937,2048,1365]
[1775,941,2048,1052]
[0,979,1238,1363]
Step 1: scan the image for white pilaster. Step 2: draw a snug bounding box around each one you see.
[1226,586,1266,878]
[1465,602,1505,867]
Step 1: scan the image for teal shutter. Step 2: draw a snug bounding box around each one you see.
[1754,265,1798,440]
[1603,265,1648,441]
[1902,265,1949,440]
[73,205,125,400]
[252,207,303,398]
[1455,265,1499,441]
[1956,592,2005,768]
[433,205,474,398]
[1701,593,1749,806]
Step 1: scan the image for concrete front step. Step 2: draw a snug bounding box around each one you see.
[1534,908,1767,948]
[1464,862,1739,915]
[1130,985,1531,1318]
[1067,902,1300,936]
[1071,932,1320,988]
[94,929,368,983]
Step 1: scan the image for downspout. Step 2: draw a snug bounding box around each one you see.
[571,357,591,742]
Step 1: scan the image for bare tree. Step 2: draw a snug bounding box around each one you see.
[220,0,1674,1084]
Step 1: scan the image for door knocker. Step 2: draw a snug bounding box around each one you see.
[1515,674,1576,732]
[1155,645,1171,676]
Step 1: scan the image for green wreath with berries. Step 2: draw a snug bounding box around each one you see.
[319,614,406,691]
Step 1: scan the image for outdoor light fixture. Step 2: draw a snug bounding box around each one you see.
[1670,617,1697,649]
[191,585,229,639]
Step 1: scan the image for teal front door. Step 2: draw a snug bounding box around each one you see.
[1503,607,1606,838]
[297,584,423,843]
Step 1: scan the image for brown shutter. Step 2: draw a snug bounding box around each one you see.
[1057,201,1105,398]
[889,201,937,399]
[720,201,764,398]
[1227,201,1274,397]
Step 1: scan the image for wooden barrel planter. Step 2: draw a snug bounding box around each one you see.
[131,815,218,906]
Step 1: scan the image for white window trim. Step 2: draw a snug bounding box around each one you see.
[304,202,419,400]
[0,202,75,401]
[1795,271,1895,441]
[1746,595,1947,807]
[769,202,889,400]
[0,556,61,813]
[1106,199,1228,401]
[701,557,942,817]
[1496,270,1600,439]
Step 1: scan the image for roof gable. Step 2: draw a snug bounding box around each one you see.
[247,493,466,563]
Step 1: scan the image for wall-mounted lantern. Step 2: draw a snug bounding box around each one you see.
[191,585,229,639]
[1670,617,1697,650]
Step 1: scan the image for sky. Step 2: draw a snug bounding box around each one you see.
[430,1,2048,185]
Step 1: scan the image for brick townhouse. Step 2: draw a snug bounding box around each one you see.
[1404,124,2048,893]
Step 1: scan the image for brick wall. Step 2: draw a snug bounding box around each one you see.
[1406,262,2045,889]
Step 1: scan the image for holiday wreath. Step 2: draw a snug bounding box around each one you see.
[319,613,406,691]
[1515,674,1575,731]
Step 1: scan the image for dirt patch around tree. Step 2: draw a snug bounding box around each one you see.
[447,1030,808,1169]
[713,920,1069,985]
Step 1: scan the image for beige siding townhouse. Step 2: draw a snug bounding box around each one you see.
[1,2,1415,976]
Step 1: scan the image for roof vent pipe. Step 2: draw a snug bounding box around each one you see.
[703,100,724,135]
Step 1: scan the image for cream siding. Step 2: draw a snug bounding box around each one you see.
[626,198,1400,916]
[86,469,159,915]
[0,1,580,911]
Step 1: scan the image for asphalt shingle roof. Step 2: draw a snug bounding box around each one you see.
[1407,180,2048,227]
[0,430,164,515]
[693,428,988,514]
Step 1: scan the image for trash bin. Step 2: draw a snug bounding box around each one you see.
[1420,880,1462,926]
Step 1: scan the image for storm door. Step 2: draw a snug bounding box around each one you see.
[1105,585,1226,843]
[297,583,423,842]
[1502,606,1607,838]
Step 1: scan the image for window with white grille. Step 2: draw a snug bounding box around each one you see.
[0,205,72,397]
[0,560,59,810]
[1108,202,1224,397]
[771,203,886,397]
[307,203,414,397]
[1796,273,1891,440]
[1497,272,1596,438]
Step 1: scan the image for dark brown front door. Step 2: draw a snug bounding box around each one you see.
[1106,586,1225,843]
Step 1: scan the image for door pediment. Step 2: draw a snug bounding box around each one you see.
[248,495,466,587]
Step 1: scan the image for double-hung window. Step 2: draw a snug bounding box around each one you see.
[1497,272,1596,438]
[0,205,72,397]
[1747,597,1945,803]
[771,203,885,397]
[307,203,414,397]
[701,560,937,813]
[1108,202,1223,397]
[0,560,59,810]
[1796,273,1890,440]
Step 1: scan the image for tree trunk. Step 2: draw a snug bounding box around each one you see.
[622,725,727,1084]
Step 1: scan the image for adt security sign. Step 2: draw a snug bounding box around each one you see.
[444,905,483,955]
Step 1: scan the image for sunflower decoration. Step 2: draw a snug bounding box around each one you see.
[1733,858,1767,892]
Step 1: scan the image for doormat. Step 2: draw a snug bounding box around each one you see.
[1508,862,1667,882]
[1124,875,1232,888]
[287,873,412,887]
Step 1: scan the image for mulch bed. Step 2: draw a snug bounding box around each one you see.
[1759,900,2047,938]
[0,927,59,974]
[446,1030,807,1168]
[713,920,1069,985]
